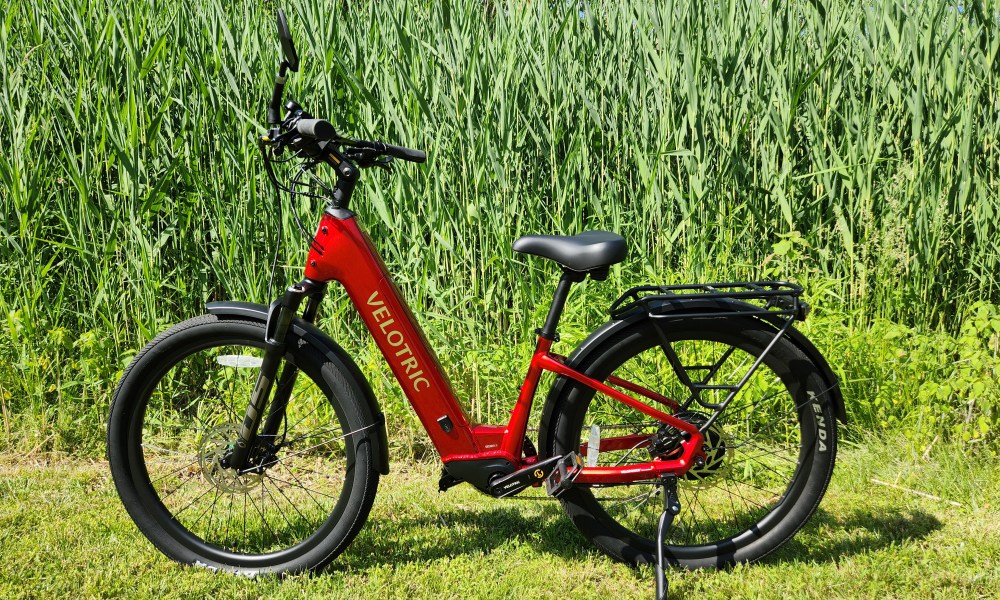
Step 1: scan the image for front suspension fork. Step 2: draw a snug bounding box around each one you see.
[227,279,326,471]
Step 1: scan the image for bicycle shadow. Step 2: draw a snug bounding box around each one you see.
[337,500,589,571]
[763,506,943,564]
[337,502,942,572]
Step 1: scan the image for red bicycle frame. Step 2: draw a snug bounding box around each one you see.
[302,210,705,486]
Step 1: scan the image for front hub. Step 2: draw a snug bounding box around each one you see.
[199,424,274,493]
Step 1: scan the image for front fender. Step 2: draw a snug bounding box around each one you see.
[538,298,846,455]
[206,301,390,475]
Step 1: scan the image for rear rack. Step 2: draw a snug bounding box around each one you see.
[609,281,808,322]
[608,281,810,422]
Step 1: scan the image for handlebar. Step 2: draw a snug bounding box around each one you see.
[262,10,424,214]
[353,140,427,164]
[291,118,426,164]
[295,118,337,141]
[381,143,426,164]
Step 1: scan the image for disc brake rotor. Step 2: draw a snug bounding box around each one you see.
[650,412,731,490]
[198,424,263,494]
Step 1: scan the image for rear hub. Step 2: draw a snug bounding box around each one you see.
[649,412,728,487]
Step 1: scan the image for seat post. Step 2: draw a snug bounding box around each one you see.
[538,270,584,341]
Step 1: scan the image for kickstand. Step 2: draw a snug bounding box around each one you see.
[655,474,681,600]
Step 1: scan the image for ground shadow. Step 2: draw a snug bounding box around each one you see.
[763,506,943,564]
[335,500,942,573]
[336,500,590,571]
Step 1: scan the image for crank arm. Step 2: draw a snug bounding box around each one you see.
[488,454,567,498]
[544,452,584,496]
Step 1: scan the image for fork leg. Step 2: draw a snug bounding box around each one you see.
[258,287,326,443]
[227,280,321,470]
[655,475,680,600]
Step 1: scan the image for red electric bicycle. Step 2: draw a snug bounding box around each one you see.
[108,10,844,597]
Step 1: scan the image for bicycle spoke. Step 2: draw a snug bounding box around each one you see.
[598,487,657,510]
[269,423,374,465]
[611,438,654,467]
[721,477,744,530]
[261,479,297,531]
[731,446,798,466]
[156,471,205,503]
[171,484,217,519]
[280,461,345,481]
[141,443,197,459]
[242,491,248,546]
[191,489,223,531]
[281,424,346,448]
[223,496,235,550]
[265,470,341,503]
[267,477,315,531]
[148,459,201,484]
[717,388,785,420]
[245,483,278,546]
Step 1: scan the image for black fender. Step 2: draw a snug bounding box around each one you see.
[206,301,390,475]
[538,298,846,456]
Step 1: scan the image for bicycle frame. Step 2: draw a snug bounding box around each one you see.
[301,208,705,487]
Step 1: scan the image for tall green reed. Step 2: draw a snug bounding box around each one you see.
[1,0,997,452]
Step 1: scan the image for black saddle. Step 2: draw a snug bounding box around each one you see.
[512,231,627,274]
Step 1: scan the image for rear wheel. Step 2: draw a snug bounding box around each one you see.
[107,316,380,574]
[543,317,836,568]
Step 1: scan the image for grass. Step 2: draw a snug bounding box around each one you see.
[1,440,997,599]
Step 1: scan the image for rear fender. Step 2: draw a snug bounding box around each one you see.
[206,301,390,475]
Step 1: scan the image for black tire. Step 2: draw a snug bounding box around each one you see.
[107,315,380,574]
[543,317,836,569]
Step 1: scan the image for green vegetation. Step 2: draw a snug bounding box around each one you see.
[1,0,998,454]
[1,442,997,598]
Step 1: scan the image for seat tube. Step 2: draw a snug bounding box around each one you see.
[499,271,580,457]
[538,270,582,341]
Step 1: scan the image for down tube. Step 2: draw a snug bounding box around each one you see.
[304,211,481,460]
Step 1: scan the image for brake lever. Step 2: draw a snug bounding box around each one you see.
[343,147,392,170]
[266,127,299,156]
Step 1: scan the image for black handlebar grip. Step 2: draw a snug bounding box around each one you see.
[383,143,427,163]
[295,118,337,140]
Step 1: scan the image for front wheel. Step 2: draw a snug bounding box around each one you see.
[107,315,380,574]
[542,317,837,569]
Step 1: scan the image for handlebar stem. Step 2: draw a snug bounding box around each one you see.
[325,147,359,210]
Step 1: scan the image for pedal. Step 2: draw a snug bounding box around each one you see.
[544,452,584,497]
[488,454,565,498]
